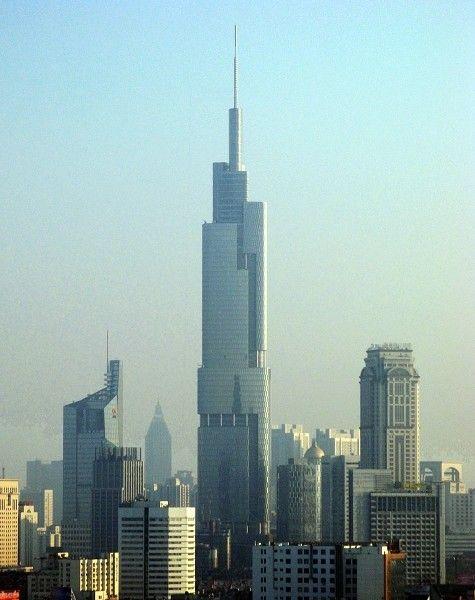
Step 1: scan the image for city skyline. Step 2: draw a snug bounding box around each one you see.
[1,3,474,486]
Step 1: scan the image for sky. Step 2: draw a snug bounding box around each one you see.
[1,1,474,486]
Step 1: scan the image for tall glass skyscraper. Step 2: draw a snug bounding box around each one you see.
[62,359,123,554]
[197,30,270,536]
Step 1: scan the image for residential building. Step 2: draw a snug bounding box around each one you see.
[118,500,195,600]
[197,29,271,547]
[253,542,405,600]
[360,344,420,484]
[0,479,19,567]
[271,425,310,511]
[315,429,360,457]
[19,503,38,567]
[91,446,143,555]
[370,485,445,585]
[62,359,122,556]
[276,443,323,542]
[144,401,172,489]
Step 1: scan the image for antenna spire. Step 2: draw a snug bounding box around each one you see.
[106,330,109,372]
[234,25,238,108]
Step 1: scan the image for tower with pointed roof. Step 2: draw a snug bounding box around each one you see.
[145,401,172,489]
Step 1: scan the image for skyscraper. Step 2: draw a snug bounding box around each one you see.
[144,401,172,489]
[0,479,19,567]
[62,359,123,555]
[197,28,271,536]
[91,446,144,555]
[24,460,62,524]
[360,344,420,484]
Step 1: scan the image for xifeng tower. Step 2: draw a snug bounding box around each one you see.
[198,29,270,538]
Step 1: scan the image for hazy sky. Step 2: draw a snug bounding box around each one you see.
[1,1,474,486]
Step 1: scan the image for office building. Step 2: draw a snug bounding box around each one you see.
[62,359,122,556]
[348,468,394,542]
[370,485,445,585]
[91,446,143,555]
[145,401,172,489]
[19,503,39,567]
[0,479,19,568]
[315,428,360,457]
[360,344,420,484]
[253,542,405,600]
[197,29,271,541]
[276,443,323,542]
[119,500,195,600]
[24,461,62,525]
[58,553,119,600]
[271,425,310,511]
[321,455,359,543]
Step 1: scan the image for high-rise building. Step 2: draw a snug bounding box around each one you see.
[91,447,143,555]
[276,443,323,542]
[360,344,420,484]
[197,28,271,539]
[162,477,190,508]
[118,500,195,600]
[253,542,406,600]
[43,491,53,529]
[321,455,360,543]
[271,425,310,511]
[24,460,62,525]
[0,479,19,567]
[370,485,445,585]
[315,428,360,457]
[18,502,38,567]
[58,553,119,599]
[144,401,172,489]
[62,359,123,556]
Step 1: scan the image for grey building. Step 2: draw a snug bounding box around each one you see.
[197,30,270,536]
[145,401,172,489]
[321,455,360,542]
[23,460,63,525]
[91,446,143,555]
[360,344,420,484]
[62,359,122,556]
[370,484,445,585]
[276,443,323,542]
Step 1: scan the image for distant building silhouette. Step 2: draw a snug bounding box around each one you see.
[145,401,172,489]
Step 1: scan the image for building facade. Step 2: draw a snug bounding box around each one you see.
[315,429,360,457]
[19,503,39,567]
[144,401,172,489]
[58,553,119,600]
[271,425,311,512]
[91,446,144,555]
[253,542,405,600]
[370,485,445,585]
[360,344,420,484]
[62,360,122,556]
[197,30,271,539]
[118,500,195,600]
[0,479,19,567]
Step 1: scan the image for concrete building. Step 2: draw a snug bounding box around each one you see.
[321,455,359,543]
[276,443,323,542]
[119,500,195,600]
[19,503,39,567]
[271,425,310,511]
[28,551,67,600]
[360,344,420,484]
[24,461,62,525]
[145,401,172,489]
[315,429,360,458]
[370,485,445,585]
[43,491,53,529]
[58,553,119,600]
[62,360,122,556]
[197,30,271,541]
[253,542,405,600]
[91,446,143,555]
[162,477,190,508]
[0,479,19,567]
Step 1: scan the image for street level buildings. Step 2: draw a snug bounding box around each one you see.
[0,479,19,567]
[360,344,420,484]
[118,500,195,600]
[197,31,271,537]
[144,401,172,489]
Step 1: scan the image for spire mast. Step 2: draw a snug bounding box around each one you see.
[234,25,238,108]
[229,25,242,171]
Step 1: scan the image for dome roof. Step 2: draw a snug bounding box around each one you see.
[304,441,325,463]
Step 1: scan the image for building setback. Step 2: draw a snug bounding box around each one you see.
[360,344,420,484]
[118,500,195,600]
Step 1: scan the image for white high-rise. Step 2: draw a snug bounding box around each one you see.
[119,500,195,600]
[360,344,420,484]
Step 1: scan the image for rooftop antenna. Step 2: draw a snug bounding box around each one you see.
[2,467,5,478]
[106,330,109,372]
[233,25,238,108]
